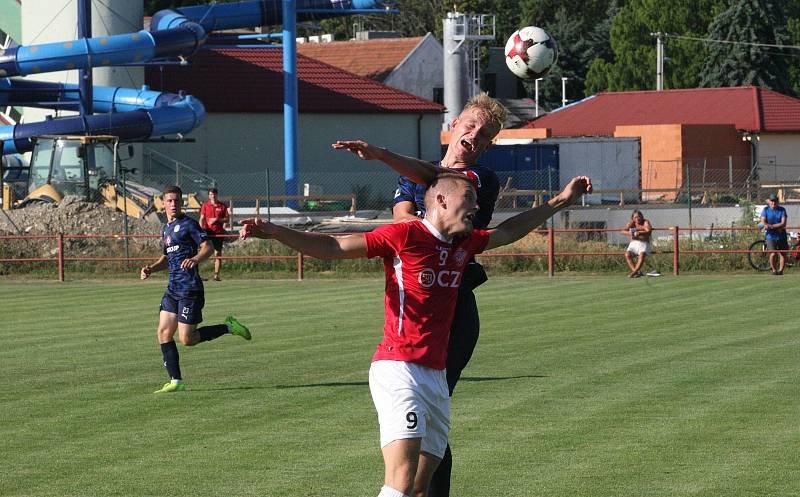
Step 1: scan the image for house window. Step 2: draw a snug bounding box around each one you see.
[432,87,444,105]
[484,73,497,97]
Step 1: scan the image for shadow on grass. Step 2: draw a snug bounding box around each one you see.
[460,374,548,382]
[190,375,548,392]
[271,374,548,390]
[275,381,368,389]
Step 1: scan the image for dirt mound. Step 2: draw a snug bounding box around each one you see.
[0,197,167,263]
[0,196,162,236]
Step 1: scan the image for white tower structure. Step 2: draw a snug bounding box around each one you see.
[442,12,494,130]
[21,0,144,122]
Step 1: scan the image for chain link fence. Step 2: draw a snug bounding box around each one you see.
[138,150,800,214]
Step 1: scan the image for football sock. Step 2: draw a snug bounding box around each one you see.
[160,341,182,380]
[377,485,408,497]
[197,324,229,342]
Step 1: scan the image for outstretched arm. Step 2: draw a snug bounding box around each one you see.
[239,218,367,259]
[332,140,442,184]
[486,176,592,250]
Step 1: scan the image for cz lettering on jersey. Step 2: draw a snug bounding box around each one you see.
[417,246,469,288]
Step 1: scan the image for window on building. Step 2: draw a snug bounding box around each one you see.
[484,73,497,97]
[432,87,444,105]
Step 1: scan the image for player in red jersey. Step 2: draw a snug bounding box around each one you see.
[240,172,592,497]
[334,93,508,497]
[199,187,229,281]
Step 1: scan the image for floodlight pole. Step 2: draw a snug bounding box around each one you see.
[561,77,568,107]
[534,78,542,117]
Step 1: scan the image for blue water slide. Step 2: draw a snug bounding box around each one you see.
[0,0,384,154]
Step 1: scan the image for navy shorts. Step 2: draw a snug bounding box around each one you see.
[160,292,204,325]
[206,230,225,252]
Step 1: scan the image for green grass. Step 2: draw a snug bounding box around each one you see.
[1,275,798,497]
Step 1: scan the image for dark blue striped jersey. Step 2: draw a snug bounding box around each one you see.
[161,214,207,298]
[393,164,501,230]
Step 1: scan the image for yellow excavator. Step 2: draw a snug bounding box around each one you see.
[4,135,203,221]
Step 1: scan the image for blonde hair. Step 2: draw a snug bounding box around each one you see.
[462,92,508,134]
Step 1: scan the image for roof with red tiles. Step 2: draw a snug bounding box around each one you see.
[297,37,425,81]
[523,86,800,135]
[144,47,443,114]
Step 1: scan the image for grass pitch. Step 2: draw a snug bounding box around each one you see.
[1,275,798,497]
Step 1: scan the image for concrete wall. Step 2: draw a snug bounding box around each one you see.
[546,203,800,246]
[615,124,682,199]
[384,33,443,103]
[147,112,444,196]
[616,123,753,200]
[682,124,750,166]
[539,137,640,205]
[758,133,800,182]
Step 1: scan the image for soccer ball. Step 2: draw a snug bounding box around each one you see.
[504,26,558,79]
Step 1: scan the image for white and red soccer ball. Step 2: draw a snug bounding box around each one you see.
[504,26,558,79]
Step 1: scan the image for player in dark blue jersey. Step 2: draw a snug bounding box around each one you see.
[140,185,252,394]
[334,93,508,497]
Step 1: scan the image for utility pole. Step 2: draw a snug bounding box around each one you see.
[651,32,664,90]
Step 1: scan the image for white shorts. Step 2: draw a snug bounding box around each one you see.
[627,240,652,256]
[368,360,450,459]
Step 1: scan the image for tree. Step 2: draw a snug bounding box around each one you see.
[700,0,795,96]
[585,0,726,93]
[789,6,800,96]
[513,0,613,110]
[316,0,450,40]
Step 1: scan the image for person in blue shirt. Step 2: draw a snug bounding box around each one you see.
[140,185,252,393]
[333,92,508,497]
[760,193,788,275]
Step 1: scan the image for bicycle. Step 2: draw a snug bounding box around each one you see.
[747,232,800,271]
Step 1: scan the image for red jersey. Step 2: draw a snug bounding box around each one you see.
[364,219,490,370]
[200,201,229,235]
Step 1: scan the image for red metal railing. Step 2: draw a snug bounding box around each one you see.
[0,226,791,281]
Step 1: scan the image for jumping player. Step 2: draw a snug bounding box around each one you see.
[140,185,251,394]
[333,92,506,497]
[240,172,592,497]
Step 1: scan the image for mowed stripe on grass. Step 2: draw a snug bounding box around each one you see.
[1,275,797,497]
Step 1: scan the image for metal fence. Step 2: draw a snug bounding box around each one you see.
[136,150,800,213]
[1,225,790,281]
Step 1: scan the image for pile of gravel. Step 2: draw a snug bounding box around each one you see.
[0,196,162,236]
[0,197,167,261]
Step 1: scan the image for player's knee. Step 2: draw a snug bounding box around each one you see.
[156,328,174,341]
[178,332,199,346]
